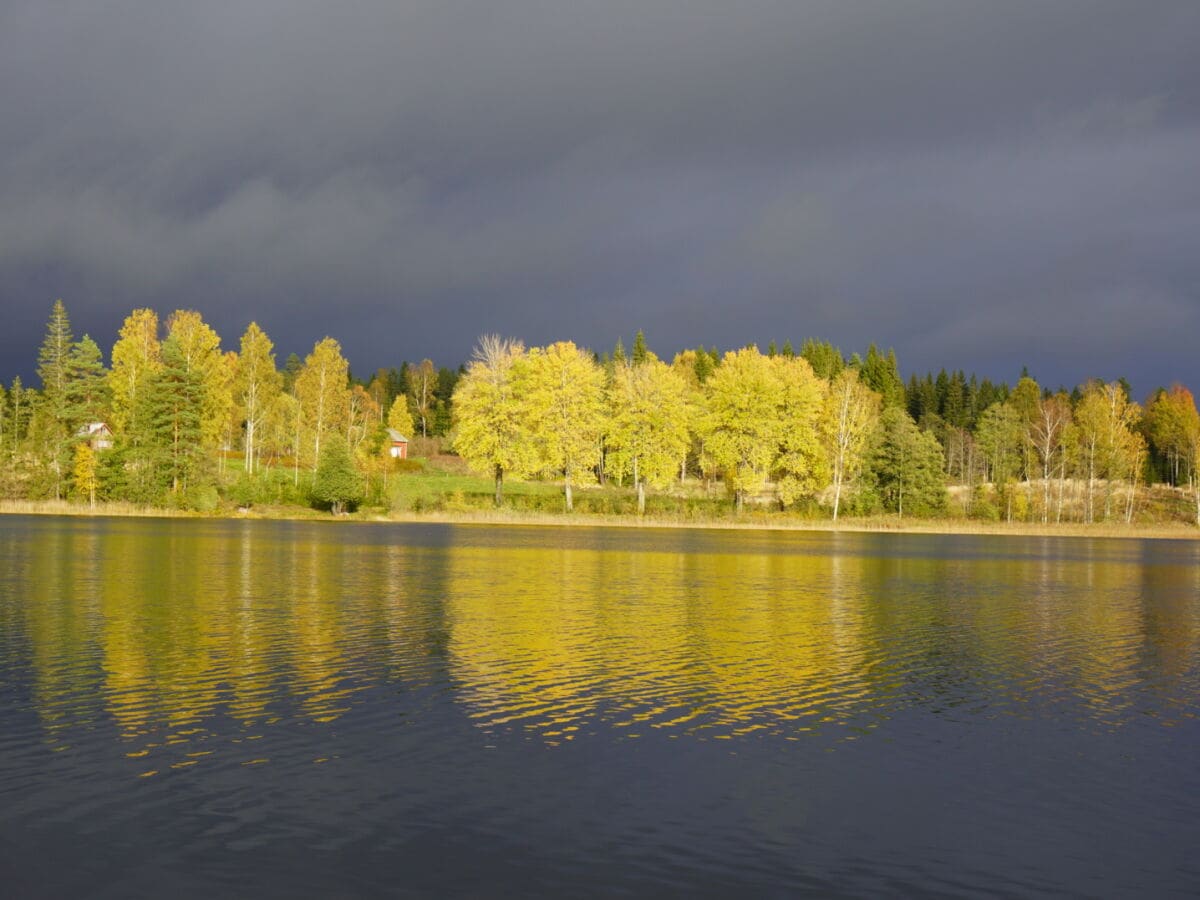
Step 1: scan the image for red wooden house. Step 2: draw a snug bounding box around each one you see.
[387,429,409,459]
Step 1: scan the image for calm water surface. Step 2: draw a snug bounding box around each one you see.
[1,515,1198,897]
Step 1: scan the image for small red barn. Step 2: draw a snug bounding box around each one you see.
[387,429,409,459]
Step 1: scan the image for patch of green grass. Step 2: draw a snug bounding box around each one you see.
[386,469,562,512]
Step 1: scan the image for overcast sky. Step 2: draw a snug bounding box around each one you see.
[2,1,1198,394]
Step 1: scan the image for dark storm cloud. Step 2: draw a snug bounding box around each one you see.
[2,0,1198,392]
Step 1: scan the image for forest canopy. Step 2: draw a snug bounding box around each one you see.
[2,301,1198,526]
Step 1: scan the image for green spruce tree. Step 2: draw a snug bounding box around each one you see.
[870,407,947,517]
[65,335,111,431]
[632,330,649,366]
[311,433,363,514]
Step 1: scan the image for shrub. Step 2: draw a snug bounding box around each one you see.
[311,435,364,514]
[186,483,221,512]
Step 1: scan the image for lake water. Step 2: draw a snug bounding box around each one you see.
[1,516,1198,897]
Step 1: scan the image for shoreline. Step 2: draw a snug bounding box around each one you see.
[3,499,1197,542]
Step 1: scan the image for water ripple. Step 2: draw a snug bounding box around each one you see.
[1,517,1198,895]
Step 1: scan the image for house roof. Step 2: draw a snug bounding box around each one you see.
[76,422,112,436]
[386,429,409,442]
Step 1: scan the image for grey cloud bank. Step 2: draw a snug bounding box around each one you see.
[2,1,1198,393]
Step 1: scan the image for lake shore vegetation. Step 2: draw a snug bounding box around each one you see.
[3,300,1199,535]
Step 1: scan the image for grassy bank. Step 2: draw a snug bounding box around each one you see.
[5,453,1197,539]
[4,496,1197,541]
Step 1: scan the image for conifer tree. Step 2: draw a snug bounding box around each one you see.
[282,353,303,393]
[65,336,110,430]
[860,344,905,410]
[35,300,77,498]
[870,407,946,516]
[311,433,363,515]
[36,299,74,428]
[142,335,206,496]
[631,330,648,365]
[611,338,627,366]
[166,310,229,455]
[801,338,844,380]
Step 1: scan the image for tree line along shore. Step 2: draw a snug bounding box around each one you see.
[2,300,1198,530]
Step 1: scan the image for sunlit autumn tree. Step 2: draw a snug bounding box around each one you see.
[772,355,828,508]
[452,336,536,506]
[233,322,282,476]
[1074,381,1143,523]
[518,341,605,512]
[294,337,351,473]
[108,309,162,437]
[702,347,783,512]
[605,353,692,514]
[820,368,880,521]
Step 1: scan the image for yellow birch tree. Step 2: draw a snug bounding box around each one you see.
[108,309,162,436]
[452,336,537,505]
[772,355,828,507]
[72,442,98,506]
[820,368,880,521]
[518,341,605,511]
[387,395,415,439]
[233,322,282,476]
[293,337,352,472]
[606,354,692,514]
[702,346,783,512]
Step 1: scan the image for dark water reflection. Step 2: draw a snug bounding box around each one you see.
[1,517,1198,896]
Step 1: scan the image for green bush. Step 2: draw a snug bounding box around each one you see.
[186,483,221,512]
[227,475,260,508]
[310,436,364,514]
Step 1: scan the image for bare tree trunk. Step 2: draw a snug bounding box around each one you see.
[1085,446,1096,524]
[637,481,646,516]
[494,464,504,507]
[245,419,255,476]
[831,466,843,522]
[1055,451,1066,523]
[564,473,573,512]
[1042,458,1051,525]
